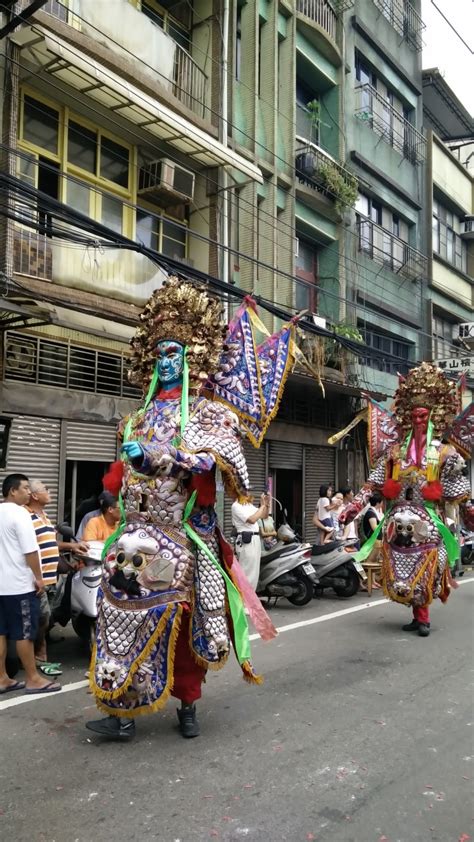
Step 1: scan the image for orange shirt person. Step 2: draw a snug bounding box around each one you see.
[83,492,121,542]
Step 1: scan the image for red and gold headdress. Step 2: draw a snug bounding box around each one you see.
[394,362,458,434]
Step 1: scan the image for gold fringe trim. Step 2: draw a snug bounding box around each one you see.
[92,604,183,719]
[90,602,178,703]
[241,660,263,685]
[381,545,438,607]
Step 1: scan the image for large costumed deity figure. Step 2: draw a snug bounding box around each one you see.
[86,278,297,741]
[340,363,474,637]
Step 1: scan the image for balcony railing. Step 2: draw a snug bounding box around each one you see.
[32,0,208,119]
[356,216,427,281]
[295,142,357,212]
[373,0,425,52]
[354,83,426,164]
[296,0,337,42]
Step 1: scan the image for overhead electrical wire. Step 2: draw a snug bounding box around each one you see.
[0,170,424,372]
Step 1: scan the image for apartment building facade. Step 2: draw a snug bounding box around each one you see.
[0,0,261,527]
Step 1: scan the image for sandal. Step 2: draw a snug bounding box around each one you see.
[37,662,63,676]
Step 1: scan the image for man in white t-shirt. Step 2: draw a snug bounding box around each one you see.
[231,493,270,590]
[0,473,61,695]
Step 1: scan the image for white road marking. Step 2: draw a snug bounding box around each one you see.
[1,577,473,712]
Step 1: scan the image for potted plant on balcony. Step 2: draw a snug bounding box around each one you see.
[295,99,322,178]
[317,163,358,216]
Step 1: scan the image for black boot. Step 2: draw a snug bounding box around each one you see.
[177,703,200,738]
[418,623,430,637]
[85,715,136,741]
[402,619,420,632]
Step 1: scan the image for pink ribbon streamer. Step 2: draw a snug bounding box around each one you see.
[230,558,278,641]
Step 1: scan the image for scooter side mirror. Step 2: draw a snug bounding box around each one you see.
[57,521,75,540]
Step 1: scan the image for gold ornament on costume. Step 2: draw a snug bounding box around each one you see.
[394,362,458,434]
[127,277,226,392]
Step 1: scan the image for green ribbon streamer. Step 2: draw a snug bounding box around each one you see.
[180,347,189,438]
[424,504,459,569]
[182,490,251,665]
[354,514,386,563]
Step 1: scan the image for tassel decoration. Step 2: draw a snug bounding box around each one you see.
[422,481,443,501]
[382,479,402,500]
[103,461,124,496]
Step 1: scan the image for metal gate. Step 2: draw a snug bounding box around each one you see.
[0,415,61,522]
[65,421,118,461]
[222,440,267,538]
[268,440,303,470]
[303,445,336,544]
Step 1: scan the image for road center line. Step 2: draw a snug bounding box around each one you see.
[2,577,473,711]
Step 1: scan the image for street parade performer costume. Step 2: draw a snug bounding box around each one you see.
[340,363,473,638]
[87,278,297,740]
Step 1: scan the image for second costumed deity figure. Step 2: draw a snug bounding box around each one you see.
[86,278,297,740]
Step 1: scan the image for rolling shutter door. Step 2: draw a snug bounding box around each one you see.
[222,440,267,538]
[303,445,336,543]
[65,421,118,461]
[268,441,303,470]
[0,415,61,523]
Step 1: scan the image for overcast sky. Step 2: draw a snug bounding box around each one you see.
[421,0,474,114]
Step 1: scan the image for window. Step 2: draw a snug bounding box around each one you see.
[19,92,133,239]
[356,192,411,273]
[68,119,130,189]
[432,199,467,273]
[296,82,318,146]
[136,209,187,259]
[22,95,59,155]
[141,0,191,52]
[258,20,265,98]
[68,121,97,174]
[432,315,455,361]
[295,239,318,313]
[359,324,412,375]
[235,6,242,81]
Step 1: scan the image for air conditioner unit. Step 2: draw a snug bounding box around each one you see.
[460,215,474,238]
[138,159,195,204]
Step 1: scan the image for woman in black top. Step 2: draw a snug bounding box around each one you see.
[362,491,384,541]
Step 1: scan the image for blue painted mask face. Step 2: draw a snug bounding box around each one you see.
[156,340,184,386]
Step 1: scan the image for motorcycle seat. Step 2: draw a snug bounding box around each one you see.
[311,541,343,556]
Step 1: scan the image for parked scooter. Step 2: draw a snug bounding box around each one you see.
[311,539,362,598]
[461,528,474,567]
[54,524,104,646]
[257,511,317,606]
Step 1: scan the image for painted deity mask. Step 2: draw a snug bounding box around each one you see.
[156,340,184,385]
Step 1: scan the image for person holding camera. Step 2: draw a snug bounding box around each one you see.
[232,493,271,590]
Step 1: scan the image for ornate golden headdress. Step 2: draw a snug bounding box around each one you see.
[394,362,458,434]
[127,277,226,392]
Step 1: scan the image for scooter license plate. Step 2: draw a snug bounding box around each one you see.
[302,563,314,575]
[353,561,364,573]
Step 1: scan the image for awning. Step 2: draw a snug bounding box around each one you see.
[0,296,53,332]
[11,24,263,184]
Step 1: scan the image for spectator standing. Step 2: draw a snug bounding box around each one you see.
[26,480,88,672]
[232,493,271,590]
[313,484,338,544]
[83,492,121,542]
[0,474,60,694]
[340,486,360,549]
[362,492,384,542]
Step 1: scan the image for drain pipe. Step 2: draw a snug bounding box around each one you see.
[220,0,230,318]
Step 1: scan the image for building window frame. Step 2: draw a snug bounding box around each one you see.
[358,323,412,375]
[432,199,467,274]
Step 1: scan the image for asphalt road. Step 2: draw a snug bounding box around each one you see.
[1,580,473,842]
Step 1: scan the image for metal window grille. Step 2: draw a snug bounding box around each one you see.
[373,0,425,52]
[354,84,426,164]
[3,331,140,399]
[356,216,427,281]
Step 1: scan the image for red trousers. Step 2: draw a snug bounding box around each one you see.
[170,612,206,704]
[413,605,430,624]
